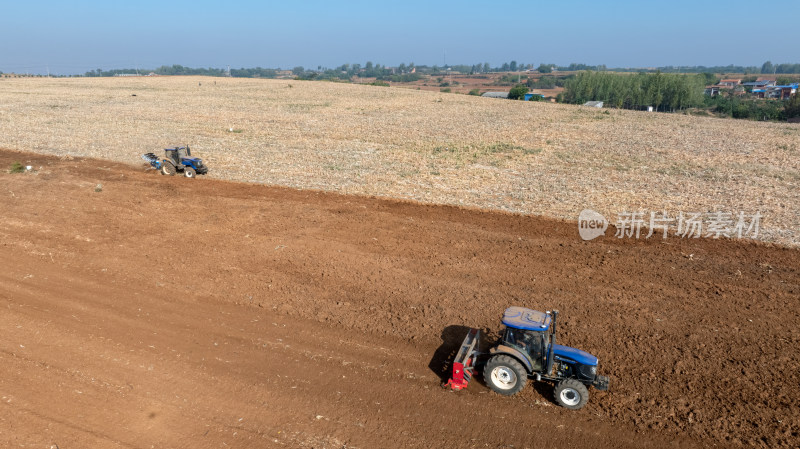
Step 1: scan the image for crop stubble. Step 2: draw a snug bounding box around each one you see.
[0,76,798,245]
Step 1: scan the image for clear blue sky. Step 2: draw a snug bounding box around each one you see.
[1,0,797,75]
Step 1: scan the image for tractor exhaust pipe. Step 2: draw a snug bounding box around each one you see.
[546,310,558,376]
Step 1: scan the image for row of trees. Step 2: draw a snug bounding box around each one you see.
[79,60,800,80]
[559,70,800,121]
[230,67,277,78]
[568,62,800,74]
[84,65,228,77]
[292,62,424,82]
[560,71,713,112]
[706,95,788,121]
[501,62,800,74]
[80,61,548,79]
[533,62,800,74]
[760,61,800,75]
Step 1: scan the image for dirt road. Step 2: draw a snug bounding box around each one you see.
[1,149,798,448]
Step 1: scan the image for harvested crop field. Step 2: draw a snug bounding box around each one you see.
[1,150,799,448]
[0,76,798,245]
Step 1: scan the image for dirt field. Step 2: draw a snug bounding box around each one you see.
[1,77,798,246]
[2,149,798,448]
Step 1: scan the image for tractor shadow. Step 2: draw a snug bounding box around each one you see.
[428,325,474,383]
[531,381,556,404]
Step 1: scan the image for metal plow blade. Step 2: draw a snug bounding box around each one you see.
[141,152,159,164]
[444,328,480,391]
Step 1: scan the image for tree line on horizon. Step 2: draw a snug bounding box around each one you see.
[6,60,800,78]
[75,60,800,79]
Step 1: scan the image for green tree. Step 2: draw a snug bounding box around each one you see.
[761,61,774,74]
[508,84,528,100]
[561,71,705,112]
[786,92,800,119]
[528,76,555,89]
[776,76,800,85]
[537,64,552,74]
[292,66,305,76]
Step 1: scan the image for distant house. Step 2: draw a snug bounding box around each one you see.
[742,78,776,92]
[718,79,741,88]
[481,92,509,99]
[706,79,746,97]
[765,84,798,100]
[583,101,604,108]
[756,77,777,87]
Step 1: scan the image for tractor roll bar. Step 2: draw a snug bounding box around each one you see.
[545,310,558,376]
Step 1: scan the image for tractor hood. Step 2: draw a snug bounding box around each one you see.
[552,344,598,366]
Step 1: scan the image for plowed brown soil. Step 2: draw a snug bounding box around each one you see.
[1,149,798,448]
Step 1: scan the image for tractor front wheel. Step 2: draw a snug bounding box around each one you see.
[161,161,176,176]
[554,378,589,410]
[184,167,196,178]
[483,355,527,396]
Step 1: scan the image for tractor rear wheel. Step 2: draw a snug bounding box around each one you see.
[161,161,176,176]
[184,167,196,178]
[554,378,589,410]
[483,355,527,396]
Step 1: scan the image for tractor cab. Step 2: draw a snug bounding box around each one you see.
[165,146,195,166]
[164,147,182,166]
[500,308,551,371]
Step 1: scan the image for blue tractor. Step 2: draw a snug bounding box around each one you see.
[142,146,209,178]
[446,307,609,409]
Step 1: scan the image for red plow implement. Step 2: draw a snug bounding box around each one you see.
[444,328,480,391]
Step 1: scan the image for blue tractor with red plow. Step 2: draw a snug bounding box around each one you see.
[142,146,209,178]
[446,307,609,409]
